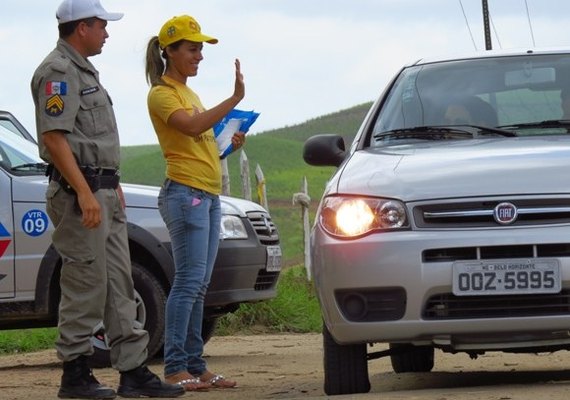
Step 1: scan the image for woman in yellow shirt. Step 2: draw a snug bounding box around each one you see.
[145,14,244,391]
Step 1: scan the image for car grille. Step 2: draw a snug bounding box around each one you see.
[414,198,570,228]
[247,211,279,245]
[423,243,570,262]
[247,211,280,291]
[424,290,570,319]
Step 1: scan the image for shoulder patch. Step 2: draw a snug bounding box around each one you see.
[45,95,64,117]
[46,81,67,96]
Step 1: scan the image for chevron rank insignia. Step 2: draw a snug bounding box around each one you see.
[45,95,64,117]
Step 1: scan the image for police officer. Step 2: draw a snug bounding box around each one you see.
[30,1,184,399]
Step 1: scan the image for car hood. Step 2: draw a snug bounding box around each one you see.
[334,137,570,201]
[11,178,265,217]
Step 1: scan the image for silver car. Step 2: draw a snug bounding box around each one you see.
[304,48,570,395]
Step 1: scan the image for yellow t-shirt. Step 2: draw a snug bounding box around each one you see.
[147,76,221,195]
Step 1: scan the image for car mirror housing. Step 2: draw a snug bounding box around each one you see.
[303,134,346,167]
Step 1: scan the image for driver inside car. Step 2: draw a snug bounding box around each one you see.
[443,96,498,127]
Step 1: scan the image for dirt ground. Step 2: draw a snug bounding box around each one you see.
[1,333,570,399]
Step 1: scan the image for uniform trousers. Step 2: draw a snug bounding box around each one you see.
[46,181,149,371]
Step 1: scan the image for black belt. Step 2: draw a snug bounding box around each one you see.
[79,166,119,176]
[48,165,120,193]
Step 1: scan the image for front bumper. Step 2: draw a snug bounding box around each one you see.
[206,238,280,309]
[312,223,570,350]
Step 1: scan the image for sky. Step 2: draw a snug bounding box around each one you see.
[2,0,570,146]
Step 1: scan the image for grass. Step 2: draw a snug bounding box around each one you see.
[0,328,58,354]
[216,265,322,335]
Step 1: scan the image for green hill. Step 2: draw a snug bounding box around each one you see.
[120,102,373,266]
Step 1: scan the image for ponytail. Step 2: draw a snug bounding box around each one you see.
[145,36,166,86]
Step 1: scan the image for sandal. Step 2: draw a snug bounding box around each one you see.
[199,372,237,388]
[165,371,211,391]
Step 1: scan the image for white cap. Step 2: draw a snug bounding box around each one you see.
[56,0,123,24]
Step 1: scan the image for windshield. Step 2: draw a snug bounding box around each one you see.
[370,53,570,147]
[0,119,44,174]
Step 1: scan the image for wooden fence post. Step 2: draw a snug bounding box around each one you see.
[221,158,230,196]
[293,177,311,279]
[239,151,252,201]
[255,164,268,211]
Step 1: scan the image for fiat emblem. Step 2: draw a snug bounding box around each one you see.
[493,202,518,225]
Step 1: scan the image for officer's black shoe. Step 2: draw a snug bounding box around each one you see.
[117,365,184,398]
[58,355,116,399]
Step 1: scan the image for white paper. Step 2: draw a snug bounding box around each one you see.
[215,118,243,157]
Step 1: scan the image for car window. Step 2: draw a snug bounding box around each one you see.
[0,121,43,171]
[370,53,570,147]
[0,119,29,139]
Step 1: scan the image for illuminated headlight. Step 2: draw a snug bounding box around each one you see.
[319,196,409,238]
[220,215,248,239]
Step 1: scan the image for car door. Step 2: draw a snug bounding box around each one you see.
[0,114,50,300]
[0,113,46,300]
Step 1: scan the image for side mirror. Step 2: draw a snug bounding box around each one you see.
[303,134,346,167]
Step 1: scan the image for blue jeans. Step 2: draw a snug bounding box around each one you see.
[158,179,221,377]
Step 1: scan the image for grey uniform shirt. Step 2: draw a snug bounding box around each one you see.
[31,38,120,168]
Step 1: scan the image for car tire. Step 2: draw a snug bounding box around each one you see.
[322,322,370,395]
[389,343,434,373]
[89,261,166,368]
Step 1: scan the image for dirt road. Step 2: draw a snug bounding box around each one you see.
[1,333,570,399]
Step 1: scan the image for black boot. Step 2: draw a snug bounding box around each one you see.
[117,365,184,398]
[58,355,116,399]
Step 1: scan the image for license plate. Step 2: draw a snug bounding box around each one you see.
[266,245,282,272]
[452,258,561,296]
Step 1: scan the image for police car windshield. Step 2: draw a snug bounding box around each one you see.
[0,122,44,174]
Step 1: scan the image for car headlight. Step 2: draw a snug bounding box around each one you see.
[319,196,409,238]
[220,215,248,239]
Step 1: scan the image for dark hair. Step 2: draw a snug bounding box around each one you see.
[144,37,184,87]
[58,17,98,38]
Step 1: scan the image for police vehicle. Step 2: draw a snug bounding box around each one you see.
[0,110,281,366]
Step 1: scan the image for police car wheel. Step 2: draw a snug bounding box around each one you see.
[88,261,167,368]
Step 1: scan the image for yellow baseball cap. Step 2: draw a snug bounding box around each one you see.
[158,15,218,49]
